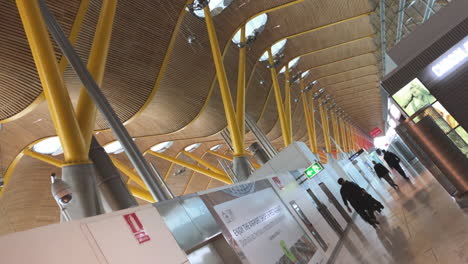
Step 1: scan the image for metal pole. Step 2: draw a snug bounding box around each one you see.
[380,0,387,74]
[396,0,406,43]
[38,0,170,202]
[236,25,247,148]
[300,80,315,153]
[182,151,225,174]
[267,48,291,147]
[319,102,332,153]
[89,136,138,211]
[245,114,277,158]
[423,0,436,22]
[284,64,292,142]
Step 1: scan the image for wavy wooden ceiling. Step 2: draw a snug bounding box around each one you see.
[0,0,384,235]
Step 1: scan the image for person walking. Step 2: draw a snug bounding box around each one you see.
[338,178,379,228]
[372,161,399,189]
[382,150,409,180]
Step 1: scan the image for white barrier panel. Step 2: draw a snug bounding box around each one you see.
[199,179,320,264]
[0,205,188,264]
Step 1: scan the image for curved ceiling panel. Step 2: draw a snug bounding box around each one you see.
[0,0,80,121]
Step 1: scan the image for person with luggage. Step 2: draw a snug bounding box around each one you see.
[338,178,382,228]
[372,160,399,189]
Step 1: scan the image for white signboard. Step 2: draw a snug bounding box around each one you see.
[200,179,317,264]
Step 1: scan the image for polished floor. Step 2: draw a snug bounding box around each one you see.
[331,162,468,264]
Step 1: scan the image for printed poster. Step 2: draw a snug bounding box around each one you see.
[200,179,317,264]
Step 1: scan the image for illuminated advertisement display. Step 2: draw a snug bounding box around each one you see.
[392,78,436,116]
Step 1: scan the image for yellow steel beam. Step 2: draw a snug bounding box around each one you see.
[23,149,64,168]
[182,151,225,175]
[307,92,318,153]
[207,149,233,161]
[204,7,243,156]
[267,48,291,147]
[340,118,348,152]
[148,150,232,184]
[127,185,155,203]
[331,111,341,152]
[300,78,316,153]
[236,25,247,149]
[16,0,89,164]
[110,157,148,190]
[318,102,332,153]
[75,0,117,149]
[284,64,292,143]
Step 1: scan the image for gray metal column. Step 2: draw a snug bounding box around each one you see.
[306,189,344,236]
[245,114,277,159]
[39,0,170,202]
[318,183,352,223]
[89,136,138,211]
[248,142,270,164]
[396,0,407,42]
[61,164,103,219]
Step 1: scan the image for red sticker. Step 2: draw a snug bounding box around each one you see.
[124,213,151,244]
[272,176,284,190]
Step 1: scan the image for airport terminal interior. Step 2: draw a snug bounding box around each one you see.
[0,0,467,263]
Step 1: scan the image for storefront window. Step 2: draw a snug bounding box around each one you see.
[392,78,436,116]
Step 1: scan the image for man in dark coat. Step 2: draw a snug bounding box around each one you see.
[338,178,379,228]
[373,161,399,189]
[382,150,409,180]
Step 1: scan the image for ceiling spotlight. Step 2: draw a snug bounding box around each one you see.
[259,80,265,85]
[187,35,196,44]
[294,98,299,103]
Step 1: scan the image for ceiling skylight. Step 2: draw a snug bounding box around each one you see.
[150,141,174,153]
[104,139,135,154]
[301,70,310,79]
[193,0,233,18]
[259,39,288,61]
[209,144,223,151]
[32,136,63,156]
[279,57,301,73]
[232,14,268,44]
[184,143,202,152]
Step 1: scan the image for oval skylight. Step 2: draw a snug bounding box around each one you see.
[32,136,63,156]
[209,144,223,151]
[185,143,202,152]
[232,14,268,44]
[193,0,233,18]
[301,70,310,79]
[151,141,174,153]
[279,57,301,74]
[259,39,288,61]
[104,139,135,154]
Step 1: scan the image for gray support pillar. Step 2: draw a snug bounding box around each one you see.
[248,142,270,164]
[61,164,103,219]
[39,0,170,202]
[89,137,138,212]
[233,156,251,182]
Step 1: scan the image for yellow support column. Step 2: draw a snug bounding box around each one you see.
[148,151,232,184]
[236,25,247,148]
[340,118,348,152]
[75,0,117,149]
[307,92,318,153]
[204,7,244,156]
[110,157,148,190]
[16,0,88,164]
[127,185,155,203]
[331,111,341,152]
[284,64,292,142]
[23,149,64,168]
[319,102,332,153]
[267,49,291,147]
[300,79,316,153]
[182,151,225,175]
